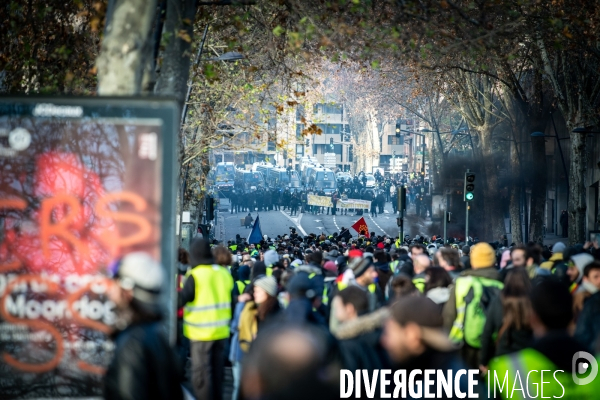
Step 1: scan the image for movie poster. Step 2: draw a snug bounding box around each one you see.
[0,99,178,398]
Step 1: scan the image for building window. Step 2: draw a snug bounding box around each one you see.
[296,105,305,121]
[313,103,343,115]
[317,124,342,135]
[388,136,404,145]
[296,124,304,140]
[322,104,342,114]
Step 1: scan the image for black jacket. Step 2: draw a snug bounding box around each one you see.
[480,295,533,366]
[335,309,391,374]
[391,348,477,399]
[575,291,600,351]
[374,261,393,294]
[396,255,414,277]
[104,321,183,400]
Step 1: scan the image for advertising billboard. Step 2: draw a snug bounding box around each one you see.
[0,97,178,398]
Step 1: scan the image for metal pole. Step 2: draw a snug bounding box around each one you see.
[443,211,447,245]
[421,141,426,189]
[400,210,404,244]
[465,202,469,244]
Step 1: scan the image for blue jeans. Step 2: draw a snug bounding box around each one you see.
[231,361,241,400]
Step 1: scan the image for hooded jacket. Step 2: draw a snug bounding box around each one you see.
[334,308,391,377]
[575,291,600,349]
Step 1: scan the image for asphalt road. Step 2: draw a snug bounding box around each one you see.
[221,200,434,241]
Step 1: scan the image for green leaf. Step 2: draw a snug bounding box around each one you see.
[273,25,285,36]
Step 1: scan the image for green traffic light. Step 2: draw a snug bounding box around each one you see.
[466,192,474,201]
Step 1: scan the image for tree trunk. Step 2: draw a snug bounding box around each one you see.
[568,123,587,244]
[154,0,196,104]
[479,126,506,241]
[97,0,158,95]
[528,135,548,243]
[509,139,523,244]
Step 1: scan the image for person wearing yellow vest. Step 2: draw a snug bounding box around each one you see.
[178,239,233,400]
[334,256,382,313]
[488,278,600,400]
[411,254,431,293]
[442,242,503,369]
[232,265,251,309]
[567,253,594,294]
[263,249,279,276]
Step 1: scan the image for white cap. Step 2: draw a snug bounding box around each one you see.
[117,252,163,304]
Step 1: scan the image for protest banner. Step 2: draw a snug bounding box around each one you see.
[307,194,371,209]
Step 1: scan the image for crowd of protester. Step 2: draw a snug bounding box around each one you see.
[104,229,600,400]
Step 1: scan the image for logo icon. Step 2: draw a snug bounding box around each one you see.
[8,128,31,151]
[572,351,598,385]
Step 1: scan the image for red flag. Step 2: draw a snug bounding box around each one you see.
[351,217,370,238]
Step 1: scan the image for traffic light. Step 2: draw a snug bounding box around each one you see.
[305,139,310,146]
[397,186,406,211]
[395,120,401,137]
[329,137,334,149]
[206,195,215,220]
[396,217,404,229]
[464,171,475,201]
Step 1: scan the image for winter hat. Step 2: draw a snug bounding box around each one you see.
[254,276,278,297]
[552,242,566,254]
[111,252,163,310]
[286,273,318,299]
[570,253,594,277]
[377,242,385,249]
[326,249,340,260]
[351,256,373,278]
[264,249,279,267]
[323,261,337,273]
[470,242,496,269]
[348,249,363,259]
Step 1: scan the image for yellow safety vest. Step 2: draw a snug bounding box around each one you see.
[266,266,273,276]
[412,277,426,293]
[337,281,377,294]
[489,348,600,400]
[449,275,503,348]
[236,280,250,294]
[229,244,237,252]
[390,260,400,274]
[183,265,234,341]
